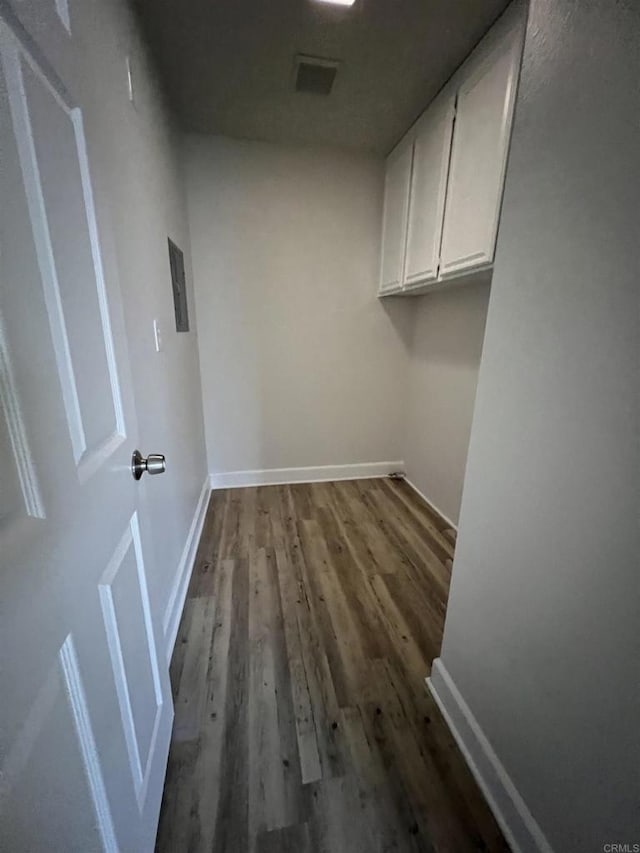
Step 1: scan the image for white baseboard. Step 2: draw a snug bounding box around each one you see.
[162,478,210,663]
[403,477,458,531]
[427,658,553,853]
[210,461,405,490]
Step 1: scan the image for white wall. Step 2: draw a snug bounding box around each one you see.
[185,135,412,478]
[431,0,640,849]
[185,132,486,517]
[404,280,490,525]
[87,0,207,631]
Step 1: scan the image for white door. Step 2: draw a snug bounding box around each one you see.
[0,4,173,851]
[439,11,523,279]
[379,137,413,294]
[403,93,455,288]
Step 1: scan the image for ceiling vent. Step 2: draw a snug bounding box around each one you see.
[294,54,340,95]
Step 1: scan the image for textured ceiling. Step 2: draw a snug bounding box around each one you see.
[134,0,510,154]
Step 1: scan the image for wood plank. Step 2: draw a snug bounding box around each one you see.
[155,738,200,852]
[279,486,348,780]
[271,532,322,784]
[374,479,455,563]
[307,774,379,853]
[315,502,386,659]
[384,479,457,554]
[360,482,453,605]
[256,822,313,853]
[156,479,509,853]
[171,594,217,742]
[248,547,288,836]
[168,597,195,700]
[380,571,445,673]
[443,528,457,546]
[300,516,376,706]
[221,488,244,560]
[212,556,250,853]
[156,559,235,853]
[263,545,310,825]
[186,489,225,598]
[330,480,410,576]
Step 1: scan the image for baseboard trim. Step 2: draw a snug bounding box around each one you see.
[162,478,210,663]
[427,659,553,853]
[403,477,458,531]
[210,461,405,490]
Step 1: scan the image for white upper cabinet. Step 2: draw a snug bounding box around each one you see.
[379,136,413,294]
[403,94,455,288]
[439,11,524,278]
[377,0,525,296]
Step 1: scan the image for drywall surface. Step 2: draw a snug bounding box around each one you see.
[404,280,490,525]
[438,0,640,849]
[136,0,510,154]
[185,135,412,476]
[84,0,207,622]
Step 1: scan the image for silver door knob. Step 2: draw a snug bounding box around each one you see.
[131,449,166,480]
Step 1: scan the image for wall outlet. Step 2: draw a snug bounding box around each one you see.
[153,318,163,352]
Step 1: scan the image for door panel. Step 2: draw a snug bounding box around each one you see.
[2,635,119,852]
[2,0,74,75]
[379,139,413,293]
[0,321,44,523]
[6,41,124,474]
[404,95,455,287]
[99,513,164,810]
[10,0,71,33]
[439,18,522,278]
[0,407,23,521]
[0,3,173,850]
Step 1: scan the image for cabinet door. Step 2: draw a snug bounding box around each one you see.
[379,139,413,294]
[404,96,455,288]
[439,18,523,278]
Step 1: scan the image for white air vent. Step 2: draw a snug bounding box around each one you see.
[294,54,340,95]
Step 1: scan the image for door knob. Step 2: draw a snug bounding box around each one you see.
[131,449,166,480]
